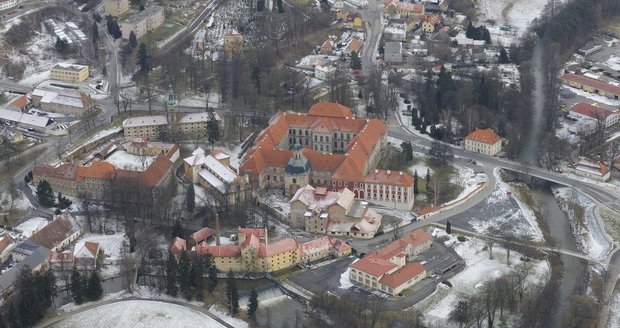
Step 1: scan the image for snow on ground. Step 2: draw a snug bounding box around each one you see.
[605,55,620,71]
[262,189,291,216]
[609,290,620,328]
[209,304,249,328]
[449,165,487,204]
[339,259,358,289]
[423,228,550,325]
[409,160,432,176]
[104,150,155,171]
[553,187,612,260]
[0,189,33,213]
[208,236,235,246]
[371,207,416,222]
[555,120,586,144]
[14,217,48,238]
[79,233,126,261]
[467,168,543,241]
[477,0,553,38]
[52,300,226,328]
[563,86,620,106]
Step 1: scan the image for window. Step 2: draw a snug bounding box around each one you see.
[320,136,323,142]
[292,178,297,184]
[267,175,270,181]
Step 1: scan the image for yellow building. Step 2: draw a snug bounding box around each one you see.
[191,227,350,272]
[421,21,435,34]
[50,63,89,83]
[103,0,129,17]
[464,128,502,156]
[223,29,243,57]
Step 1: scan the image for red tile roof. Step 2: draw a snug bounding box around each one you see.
[258,238,299,257]
[81,161,117,180]
[465,128,501,145]
[9,95,28,110]
[33,163,81,181]
[570,102,614,120]
[562,73,620,96]
[307,102,353,118]
[346,38,362,53]
[30,214,81,250]
[191,227,216,244]
[400,229,432,247]
[50,251,74,264]
[0,236,14,253]
[351,256,398,277]
[197,244,241,257]
[170,237,187,256]
[378,262,426,288]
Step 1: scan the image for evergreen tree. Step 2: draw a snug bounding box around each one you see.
[54,37,68,53]
[446,220,452,234]
[466,21,473,38]
[7,302,21,328]
[226,270,239,315]
[206,110,220,148]
[251,65,261,94]
[206,254,218,294]
[106,16,121,39]
[400,141,413,161]
[86,271,103,301]
[257,0,265,11]
[425,169,431,193]
[248,287,258,320]
[277,0,284,13]
[350,51,362,70]
[413,170,419,195]
[178,250,192,300]
[498,47,510,64]
[92,21,99,42]
[137,43,150,76]
[70,267,85,304]
[165,251,178,297]
[190,254,205,299]
[36,180,55,207]
[129,31,138,48]
[186,184,195,212]
[93,12,101,23]
[102,65,107,77]
[172,220,183,238]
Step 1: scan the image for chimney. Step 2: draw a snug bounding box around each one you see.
[264,226,269,246]
[215,213,221,246]
[387,170,391,175]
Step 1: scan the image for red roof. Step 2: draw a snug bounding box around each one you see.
[351,256,398,277]
[563,73,620,96]
[307,102,353,118]
[50,251,74,264]
[465,128,501,145]
[0,235,13,253]
[81,161,117,179]
[570,103,614,120]
[378,262,426,288]
[197,245,241,257]
[9,95,28,110]
[400,229,432,247]
[258,238,298,257]
[191,227,215,244]
[170,237,186,256]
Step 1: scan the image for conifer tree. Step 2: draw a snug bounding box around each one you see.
[190,254,205,299]
[425,169,431,193]
[206,254,218,294]
[7,302,21,328]
[178,250,191,300]
[248,287,258,320]
[36,180,55,207]
[186,184,195,212]
[87,271,103,301]
[70,267,85,304]
[413,170,419,195]
[226,270,239,315]
[166,251,178,297]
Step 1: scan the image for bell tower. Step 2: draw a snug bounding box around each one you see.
[166,83,177,123]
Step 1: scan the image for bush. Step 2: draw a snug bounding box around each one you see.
[457,236,467,242]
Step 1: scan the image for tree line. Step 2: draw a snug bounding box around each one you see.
[1,268,57,328]
[165,250,218,301]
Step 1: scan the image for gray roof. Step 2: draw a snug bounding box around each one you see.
[384,42,402,54]
[0,244,51,293]
[0,108,50,128]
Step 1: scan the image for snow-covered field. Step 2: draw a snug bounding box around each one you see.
[477,0,555,39]
[52,300,226,328]
[0,189,33,214]
[78,233,126,261]
[609,290,620,328]
[465,168,543,241]
[262,189,291,216]
[104,150,155,171]
[553,187,612,260]
[209,305,249,328]
[422,228,550,325]
[449,165,487,205]
[14,217,48,238]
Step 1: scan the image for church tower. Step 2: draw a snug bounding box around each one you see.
[166,83,177,123]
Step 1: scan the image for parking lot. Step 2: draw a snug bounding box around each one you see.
[287,241,464,310]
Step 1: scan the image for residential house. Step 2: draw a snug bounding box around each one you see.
[189,227,215,246]
[332,0,344,10]
[314,64,336,80]
[289,185,383,238]
[0,236,15,264]
[103,0,129,17]
[464,128,502,156]
[74,241,99,270]
[421,15,443,34]
[31,88,95,116]
[50,63,89,83]
[573,157,611,181]
[348,228,431,295]
[384,41,403,63]
[0,242,51,303]
[123,85,222,140]
[29,213,83,252]
[384,0,425,18]
[344,13,363,30]
[170,237,187,256]
[344,37,362,55]
[49,251,74,271]
[7,94,31,112]
[239,102,415,210]
[183,148,250,206]
[384,23,407,41]
[299,236,351,263]
[569,103,619,127]
[319,40,335,55]
[121,6,164,40]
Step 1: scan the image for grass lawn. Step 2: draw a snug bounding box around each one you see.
[140,20,185,47]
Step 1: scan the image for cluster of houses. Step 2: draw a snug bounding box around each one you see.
[171,224,352,273]
[102,0,164,41]
[0,214,108,304]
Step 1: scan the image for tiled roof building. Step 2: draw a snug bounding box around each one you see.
[464,128,502,156]
[240,102,415,210]
[349,228,431,295]
[32,143,179,205]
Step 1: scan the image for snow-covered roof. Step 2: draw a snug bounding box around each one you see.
[204,155,236,183]
[122,115,167,128]
[0,109,50,128]
[199,169,226,193]
[51,63,88,72]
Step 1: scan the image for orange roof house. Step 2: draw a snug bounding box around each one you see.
[464,128,502,156]
[348,228,431,295]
